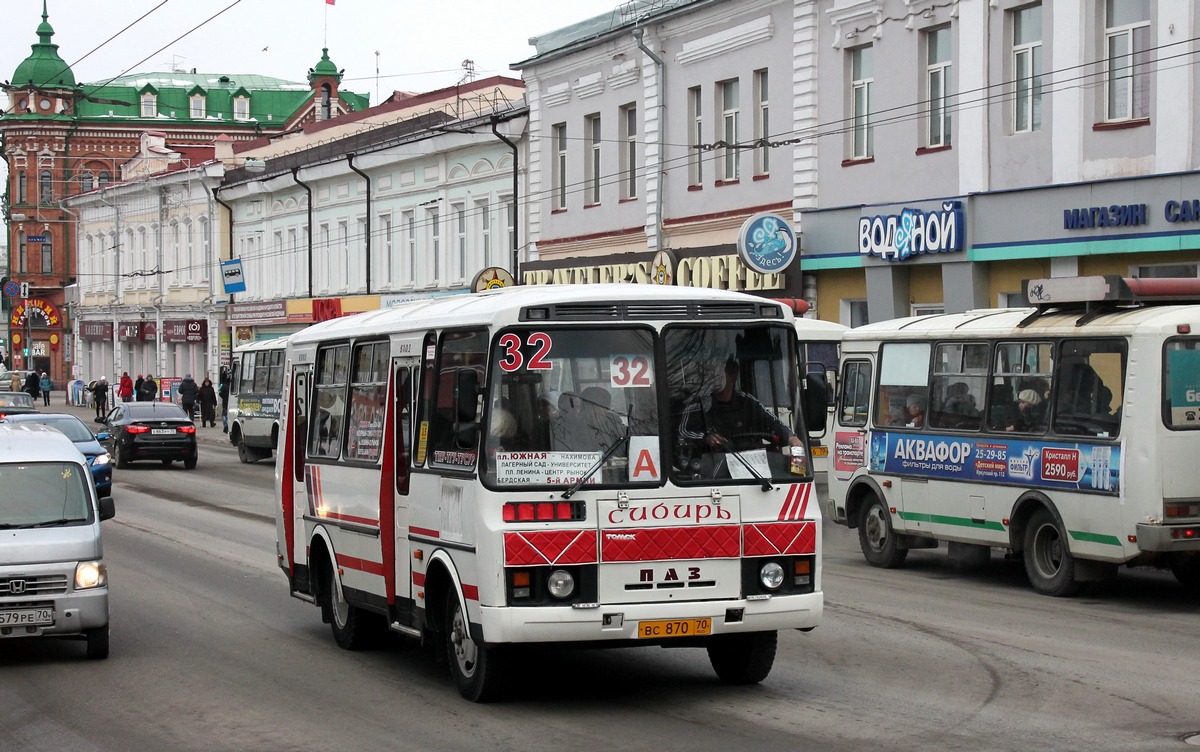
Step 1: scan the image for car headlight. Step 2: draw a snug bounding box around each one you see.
[546,569,576,599]
[75,560,107,590]
[91,453,111,467]
[759,561,785,591]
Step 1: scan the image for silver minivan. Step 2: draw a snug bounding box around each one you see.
[0,424,114,658]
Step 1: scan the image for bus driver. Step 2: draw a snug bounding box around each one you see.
[678,357,802,452]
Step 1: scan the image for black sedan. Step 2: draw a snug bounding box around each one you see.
[100,402,198,469]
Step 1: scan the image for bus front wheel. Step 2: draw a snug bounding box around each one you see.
[445,593,506,702]
[1023,508,1081,597]
[328,566,372,650]
[707,631,777,684]
[858,494,908,568]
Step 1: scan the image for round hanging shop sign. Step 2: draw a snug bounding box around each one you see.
[736,212,798,275]
[472,266,516,292]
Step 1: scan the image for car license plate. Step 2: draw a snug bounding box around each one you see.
[811,445,829,457]
[0,608,54,627]
[637,618,712,639]
[151,428,175,435]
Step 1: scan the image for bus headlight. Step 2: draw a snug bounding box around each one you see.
[759,562,785,591]
[75,560,107,590]
[546,569,575,600]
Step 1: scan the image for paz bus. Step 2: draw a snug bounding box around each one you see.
[795,318,848,483]
[827,276,1200,596]
[273,283,828,700]
[228,338,286,463]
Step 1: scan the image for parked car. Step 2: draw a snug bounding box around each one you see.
[0,413,112,497]
[0,423,114,659]
[0,390,39,417]
[99,402,198,469]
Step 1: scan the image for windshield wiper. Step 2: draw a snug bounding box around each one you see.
[712,437,774,492]
[561,415,633,500]
[0,518,78,529]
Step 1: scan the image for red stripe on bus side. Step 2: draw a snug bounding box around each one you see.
[410,526,439,538]
[336,553,384,576]
[412,572,426,587]
[461,584,479,602]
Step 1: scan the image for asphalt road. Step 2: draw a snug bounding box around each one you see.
[1,414,1198,751]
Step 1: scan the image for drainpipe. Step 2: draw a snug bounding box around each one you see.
[634,24,665,252]
[491,116,520,280]
[212,186,236,303]
[347,154,372,294]
[291,168,314,299]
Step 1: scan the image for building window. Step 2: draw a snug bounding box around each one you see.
[619,103,637,199]
[40,170,53,203]
[41,236,53,274]
[926,27,952,147]
[17,232,27,274]
[17,171,27,204]
[476,199,491,267]
[189,94,205,119]
[403,210,416,284]
[753,69,769,175]
[428,208,440,282]
[717,78,740,181]
[233,96,250,120]
[551,122,567,210]
[320,84,332,121]
[454,203,467,281]
[502,196,515,265]
[381,213,395,286]
[842,299,869,328]
[688,86,703,187]
[80,171,94,192]
[1012,4,1043,132]
[140,92,157,118]
[1104,0,1150,122]
[1134,263,1197,278]
[850,46,874,159]
[98,171,111,187]
[584,113,601,205]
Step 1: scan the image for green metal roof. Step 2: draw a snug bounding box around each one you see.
[11,1,76,88]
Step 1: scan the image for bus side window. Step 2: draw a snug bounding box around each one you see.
[839,360,871,427]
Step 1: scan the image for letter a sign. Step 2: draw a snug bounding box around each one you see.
[627,437,661,482]
[221,259,247,294]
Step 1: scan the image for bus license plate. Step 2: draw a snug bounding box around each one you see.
[637,618,711,639]
[0,608,54,626]
[811,446,829,457]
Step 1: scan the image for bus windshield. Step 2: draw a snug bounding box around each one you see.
[665,324,804,484]
[483,327,659,488]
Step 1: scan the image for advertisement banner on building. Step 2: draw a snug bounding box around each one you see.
[119,322,143,341]
[162,320,208,343]
[80,321,114,340]
[228,301,287,325]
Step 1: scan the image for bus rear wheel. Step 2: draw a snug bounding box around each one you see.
[707,631,777,684]
[1023,508,1081,597]
[445,592,506,702]
[1169,553,1200,595]
[858,494,908,568]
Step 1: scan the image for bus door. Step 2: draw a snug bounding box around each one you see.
[282,365,311,590]
[834,358,874,485]
[388,358,418,612]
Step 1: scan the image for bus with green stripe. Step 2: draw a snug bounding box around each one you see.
[826,276,1200,596]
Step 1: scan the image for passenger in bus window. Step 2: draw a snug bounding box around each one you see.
[943,381,979,417]
[904,395,925,427]
[1007,389,1044,432]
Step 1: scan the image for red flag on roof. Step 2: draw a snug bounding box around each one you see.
[326,0,335,4]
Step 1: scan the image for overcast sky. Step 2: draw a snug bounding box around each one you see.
[3,0,623,103]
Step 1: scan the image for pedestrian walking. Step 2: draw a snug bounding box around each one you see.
[91,377,110,418]
[118,372,134,402]
[219,366,232,433]
[198,378,218,427]
[39,372,53,406]
[24,371,40,402]
[178,374,199,419]
[139,374,158,402]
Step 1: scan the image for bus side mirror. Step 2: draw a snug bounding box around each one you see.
[803,372,829,434]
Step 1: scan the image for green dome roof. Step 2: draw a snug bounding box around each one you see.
[308,48,342,83]
[12,2,76,89]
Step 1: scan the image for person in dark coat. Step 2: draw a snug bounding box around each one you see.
[219,366,232,433]
[91,377,110,418]
[178,374,199,419]
[24,371,41,401]
[198,378,218,427]
[134,374,145,400]
[139,375,158,402]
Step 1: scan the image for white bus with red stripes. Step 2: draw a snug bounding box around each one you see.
[274,283,829,700]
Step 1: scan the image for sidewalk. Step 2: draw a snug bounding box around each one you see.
[45,391,231,447]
